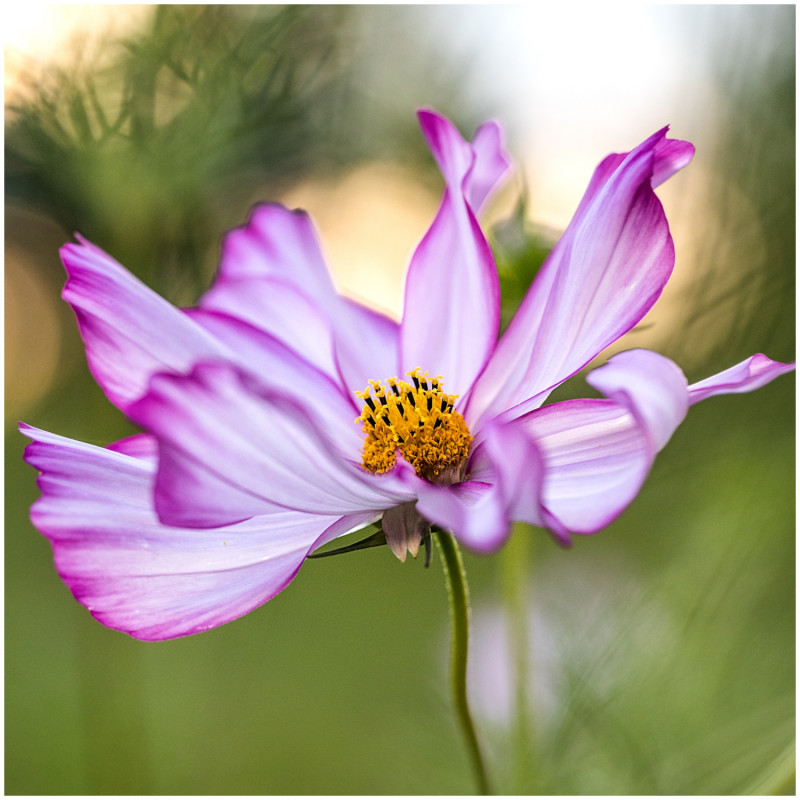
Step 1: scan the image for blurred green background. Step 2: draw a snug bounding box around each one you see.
[5,5,794,795]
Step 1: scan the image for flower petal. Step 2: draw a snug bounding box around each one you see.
[688,353,795,404]
[466,118,513,212]
[415,479,509,554]
[199,204,338,375]
[20,423,343,641]
[466,128,694,426]
[200,273,338,377]
[199,203,400,394]
[467,419,547,531]
[207,203,337,304]
[403,418,545,554]
[586,348,689,451]
[519,349,689,537]
[400,111,509,398]
[106,433,158,462]
[185,306,350,404]
[60,237,233,413]
[330,297,400,398]
[129,362,414,527]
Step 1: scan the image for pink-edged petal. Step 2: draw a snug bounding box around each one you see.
[574,136,694,218]
[401,111,508,398]
[130,362,415,527]
[20,423,342,641]
[184,306,351,404]
[467,420,547,530]
[199,203,400,392]
[688,353,795,404]
[418,109,511,214]
[106,433,158,463]
[415,478,510,555]
[199,274,338,377]
[466,128,694,426]
[586,348,689,451]
[393,420,544,554]
[311,510,383,552]
[518,349,689,538]
[61,237,233,413]
[208,203,337,302]
[466,119,513,212]
[331,297,400,398]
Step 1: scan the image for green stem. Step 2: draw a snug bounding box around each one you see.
[433,529,492,795]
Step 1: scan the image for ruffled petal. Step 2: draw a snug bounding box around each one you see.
[415,479,509,554]
[467,419,547,531]
[199,203,399,395]
[400,111,509,399]
[466,118,513,212]
[129,362,415,527]
[106,433,158,462]
[586,348,689,451]
[402,419,545,554]
[60,237,234,413]
[419,110,510,214]
[20,423,342,641]
[518,349,689,538]
[200,274,338,377]
[206,203,337,304]
[688,353,795,404]
[466,128,694,426]
[200,204,339,375]
[184,306,349,404]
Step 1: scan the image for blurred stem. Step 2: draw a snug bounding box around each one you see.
[500,527,533,791]
[433,529,491,795]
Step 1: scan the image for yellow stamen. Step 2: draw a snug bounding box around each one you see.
[356,368,473,481]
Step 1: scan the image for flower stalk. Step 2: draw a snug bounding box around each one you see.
[434,528,491,795]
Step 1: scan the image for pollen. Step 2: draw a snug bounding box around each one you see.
[356,368,473,482]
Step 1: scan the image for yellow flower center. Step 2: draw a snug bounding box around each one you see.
[356,368,473,482]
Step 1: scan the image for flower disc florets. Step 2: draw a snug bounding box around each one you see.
[356,368,473,482]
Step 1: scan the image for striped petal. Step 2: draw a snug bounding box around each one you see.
[20,424,350,641]
[199,202,400,396]
[60,237,234,413]
[129,362,415,528]
[517,349,689,539]
[688,353,794,404]
[466,129,695,426]
[400,110,510,399]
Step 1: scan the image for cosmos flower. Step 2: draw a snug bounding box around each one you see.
[21,110,793,640]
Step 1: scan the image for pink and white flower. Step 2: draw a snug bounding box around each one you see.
[22,110,793,640]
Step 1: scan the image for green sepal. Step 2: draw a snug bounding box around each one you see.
[307,524,386,559]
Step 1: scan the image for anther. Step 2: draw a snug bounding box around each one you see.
[357,369,473,481]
